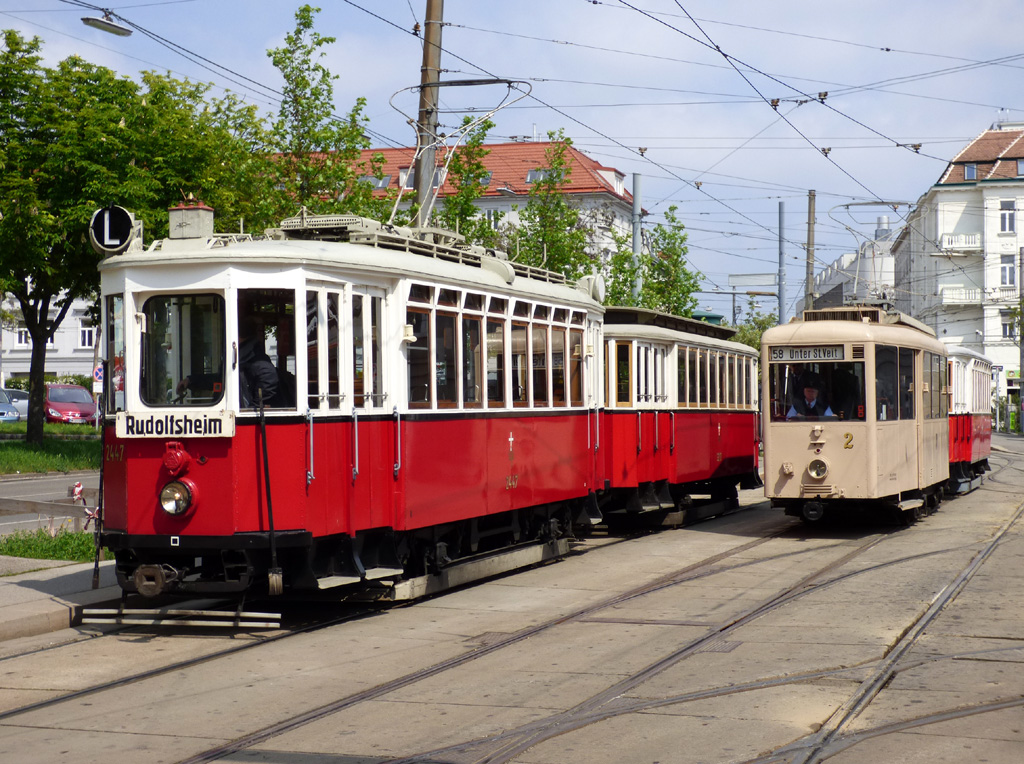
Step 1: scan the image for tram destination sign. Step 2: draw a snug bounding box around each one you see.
[115,411,236,438]
[770,345,845,362]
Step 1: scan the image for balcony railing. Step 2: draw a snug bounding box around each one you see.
[940,232,982,251]
[939,285,1021,305]
[938,287,981,305]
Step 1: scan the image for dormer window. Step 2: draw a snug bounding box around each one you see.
[1017,159,1024,177]
[964,163,977,181]
[526,168,563,184]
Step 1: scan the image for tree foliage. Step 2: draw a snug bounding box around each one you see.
[510,130,591,279]
[434,117,503,247]
[266,4,385,222]
[604,206,701,317]
[732,298,778,351]
[0,30,268,441]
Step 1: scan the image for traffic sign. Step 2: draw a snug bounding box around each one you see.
[93,364,103,394]
[89,206,134,255]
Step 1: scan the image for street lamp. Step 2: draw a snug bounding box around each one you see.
[81,12,132,37]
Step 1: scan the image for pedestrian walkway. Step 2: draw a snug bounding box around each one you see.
[0,557,117,642]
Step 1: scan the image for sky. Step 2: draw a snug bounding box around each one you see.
[3,0,1023,321]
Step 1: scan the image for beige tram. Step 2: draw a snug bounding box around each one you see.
[761,306,949,522]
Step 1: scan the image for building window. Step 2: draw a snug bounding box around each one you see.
[1018,159,1024,177]
[79,321,94,349]
[484,208,501,230]
[16,327,55,347]
[1002,254,1017,286]
[1001,200,1016,233]
[1002,313,1015,339]
[526,168,563,184]
[964,163,977,181]
[358,174,391,189]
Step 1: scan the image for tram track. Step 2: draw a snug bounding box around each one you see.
[165,517,915,764]
[3,483,1010,764]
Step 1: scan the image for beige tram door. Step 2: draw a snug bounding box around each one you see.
[873,344,918,495]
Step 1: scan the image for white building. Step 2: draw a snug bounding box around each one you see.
[0,295,98,386]
[892,121,1024,405]
[802,217,897,312]
[361,141,637,264]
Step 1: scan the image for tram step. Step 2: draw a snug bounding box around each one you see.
[366,539,570,602]
[897,499,924,512]
[82,608,281,629]
[316,566,405,590]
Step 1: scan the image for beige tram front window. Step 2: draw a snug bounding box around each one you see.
[768,361,866,422]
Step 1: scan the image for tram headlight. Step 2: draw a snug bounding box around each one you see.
[160,479,195,516]
[807,458,829,480]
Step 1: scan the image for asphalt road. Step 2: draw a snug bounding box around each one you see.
[0,471,100,535]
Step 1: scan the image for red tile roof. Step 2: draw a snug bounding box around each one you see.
[360,141,633,203]
[939,126,1024,184]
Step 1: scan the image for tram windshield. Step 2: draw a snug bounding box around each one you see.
[140,294,225,407]
[767,361,866,422]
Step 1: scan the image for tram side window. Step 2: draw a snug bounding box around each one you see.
[307,293,321,410]
[236,289,296,410]
[697,349,708,405]
[533,325,549,406]
[436,312,457,407]
[876,345,898,421]
[569,329,583,406]
[463,315,483,408]
[616,342,632,407]
[941,358,949,417]
[899,347,915,420]
[407,308,431,408]
[487,319,506,407]
[552,329,566,406]
[105,294,125,413]
[511,323,529,407]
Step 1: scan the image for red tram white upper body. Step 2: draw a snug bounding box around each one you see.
[97,204,760,598]
[946,346,992,493]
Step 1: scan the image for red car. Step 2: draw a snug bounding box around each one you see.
[45,383,99,424]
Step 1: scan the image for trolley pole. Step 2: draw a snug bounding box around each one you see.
[778,201,786,324]
[805,190,816,311]
[413,0,444,228]
[632,173,642,302]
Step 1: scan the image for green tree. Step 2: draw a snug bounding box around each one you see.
[646,206,700,316]
[511,130,590,278]
[266,4,384,222]
[733,298,778,351]
[604,207,700,317]
[434,117,502,247]
[0,31,268,442]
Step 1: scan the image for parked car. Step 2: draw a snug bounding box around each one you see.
[1,388,28,419]
[0,389,20,423]
[44,383,99,424]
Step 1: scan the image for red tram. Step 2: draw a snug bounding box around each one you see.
[97,204,760,599]
[947,347,992,493]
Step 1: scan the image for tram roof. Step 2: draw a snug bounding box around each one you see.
[99,223,604,313]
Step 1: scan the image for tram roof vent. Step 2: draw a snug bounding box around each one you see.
[168,199,214,239]
[801,306,935,336]
[276,209,567,286]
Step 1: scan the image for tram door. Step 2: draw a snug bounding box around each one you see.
[350,287,391,530]
[306,284,392,535]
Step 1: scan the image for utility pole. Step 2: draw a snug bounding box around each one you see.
[413,0,444,228]
[778,201,786,324]
[632,173,642,302]
[805,189,816,311]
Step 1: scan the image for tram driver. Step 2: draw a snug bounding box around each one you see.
[786,373,834,419]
